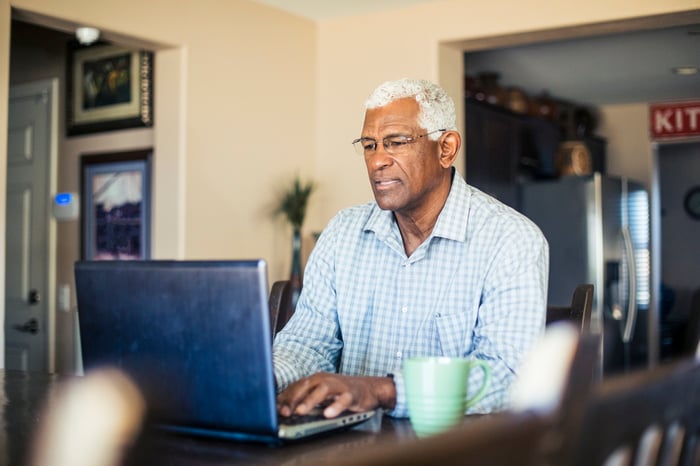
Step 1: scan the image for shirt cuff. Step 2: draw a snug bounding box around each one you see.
[272,355,298,393]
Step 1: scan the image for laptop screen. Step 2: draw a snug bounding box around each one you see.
[74,259,280,439]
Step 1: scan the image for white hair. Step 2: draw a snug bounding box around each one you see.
[364,78,457,139]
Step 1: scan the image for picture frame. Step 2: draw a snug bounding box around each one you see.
[80,149,152,260]
[67,42,153,136]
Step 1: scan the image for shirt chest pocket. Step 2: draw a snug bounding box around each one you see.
[434,311,470,357]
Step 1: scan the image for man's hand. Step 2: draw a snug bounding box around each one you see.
[277,373,396,419]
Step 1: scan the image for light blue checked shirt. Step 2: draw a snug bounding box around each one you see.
[273,169,548,417]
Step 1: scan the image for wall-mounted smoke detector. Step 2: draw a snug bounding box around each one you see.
[75,27,100,45]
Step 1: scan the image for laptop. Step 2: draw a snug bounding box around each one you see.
[74,259,376,443]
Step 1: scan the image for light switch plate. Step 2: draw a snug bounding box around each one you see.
[58,284,71,312]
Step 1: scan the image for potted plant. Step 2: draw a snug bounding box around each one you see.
[275,176,315,309]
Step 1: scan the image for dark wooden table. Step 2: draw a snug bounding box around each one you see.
[0,369,438,466]
[126,416,418,465]
[1,369,63,466]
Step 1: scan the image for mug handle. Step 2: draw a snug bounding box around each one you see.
[465,360,491,408]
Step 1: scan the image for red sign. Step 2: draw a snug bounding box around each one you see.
[650,101,700,139]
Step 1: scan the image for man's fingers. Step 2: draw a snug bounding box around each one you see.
[278,374,331,416]
[323,391,352,418]
[277,373,380,419]
[277,403,293,417]
[294,382,330,415]
[277,378,313,416]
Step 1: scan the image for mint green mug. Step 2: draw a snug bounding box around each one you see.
[403,357,491,437]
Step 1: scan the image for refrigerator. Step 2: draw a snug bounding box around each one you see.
[518,173,652,375]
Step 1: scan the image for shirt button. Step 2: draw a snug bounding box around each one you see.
[401,306,408,313]
[396,351,403,359]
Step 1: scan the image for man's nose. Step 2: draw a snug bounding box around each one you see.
[366,144,393,168]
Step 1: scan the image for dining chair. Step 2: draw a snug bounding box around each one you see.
[562,351,700,466]
[29,368,145,466]
[513,324,602,466]
[683,287,700,357]
[269,279,294,337]
[546,283,594,334]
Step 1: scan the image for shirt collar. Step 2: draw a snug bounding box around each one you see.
[364,167,471,244]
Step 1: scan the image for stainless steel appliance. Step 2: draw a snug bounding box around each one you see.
[518,174,652,375]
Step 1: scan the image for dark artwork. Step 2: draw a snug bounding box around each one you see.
[94,201,142,260]
[81,150,152,260]
[81,53,132,110]
[91,170,143,260]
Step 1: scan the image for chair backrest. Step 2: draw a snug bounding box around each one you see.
[539,331,602,465]
[29,368,145,466]
[269,279,294,337]
[547,283,594,333]
[564,355,700,466]
[684,287,700,356]
[510,323,602,466]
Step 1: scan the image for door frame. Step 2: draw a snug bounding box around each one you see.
[651,137,700,363]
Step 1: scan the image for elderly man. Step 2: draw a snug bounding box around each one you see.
[273,78,548,419]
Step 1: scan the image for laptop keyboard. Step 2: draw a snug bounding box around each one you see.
[278,403,359,426]
[277,407,376,440]
[280,411,328,426]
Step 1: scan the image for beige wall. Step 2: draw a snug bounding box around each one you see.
[1,0,699,370]
[597,104,655,188]
[9,0,318,273]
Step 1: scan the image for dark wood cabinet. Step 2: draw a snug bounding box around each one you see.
[465,98,557,208]
[465,100,522,208]
[464,98,604,208]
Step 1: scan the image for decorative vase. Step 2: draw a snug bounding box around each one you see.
[530,91,558,121]
[473,72,506,106]
[506,86,530,114]
[290,229,303,310]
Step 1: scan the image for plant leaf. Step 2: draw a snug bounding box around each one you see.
[275,177,315,230]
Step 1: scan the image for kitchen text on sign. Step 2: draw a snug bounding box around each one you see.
[650,101,700,139]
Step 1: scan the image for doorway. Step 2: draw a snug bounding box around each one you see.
[4,11,186,373]
[657,140,700,358]
[5,17,161,374]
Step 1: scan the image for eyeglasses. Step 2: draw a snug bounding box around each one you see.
[351,129,446,156]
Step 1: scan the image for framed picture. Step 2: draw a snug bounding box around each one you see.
[81,149,152,260]
[67,42,153,136]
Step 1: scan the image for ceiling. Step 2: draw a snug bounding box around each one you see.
[250,0,444,20]
[463,24,700,106]
[252,0,700,107]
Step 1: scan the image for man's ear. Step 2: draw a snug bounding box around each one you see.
[438,131,461,168]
